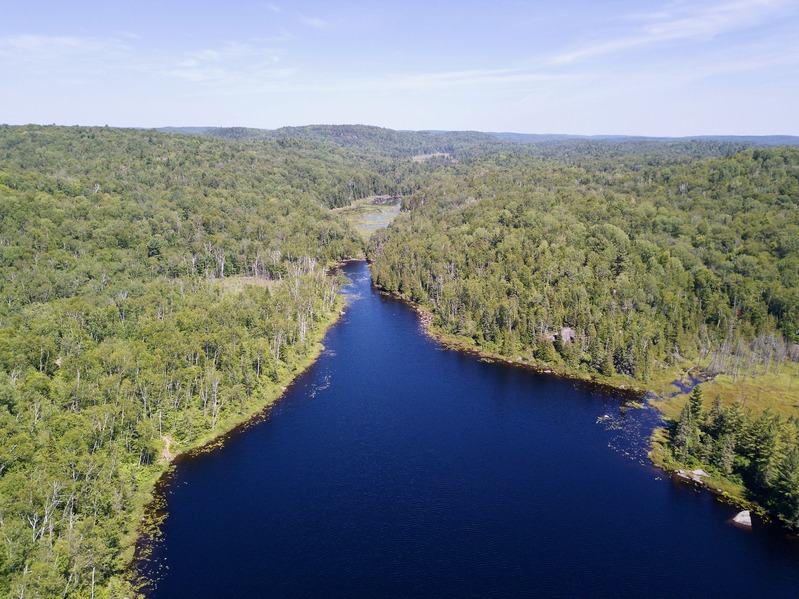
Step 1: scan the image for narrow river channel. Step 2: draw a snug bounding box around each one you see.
[139,261,799,598]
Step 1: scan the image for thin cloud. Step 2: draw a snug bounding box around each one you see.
[0,34,127,63]
[156,40,286,87]
[378,67,574,92]
[552,0,795,65]
[299,15,333,29]
[662,44,799,83]
[242,66,579,96]
[643,0,789,39]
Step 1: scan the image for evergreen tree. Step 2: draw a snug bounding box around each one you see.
[673,403,700,463]
[775,446,799,526]
[688,386,705,422]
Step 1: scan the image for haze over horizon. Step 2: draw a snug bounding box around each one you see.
[2,0,798,137]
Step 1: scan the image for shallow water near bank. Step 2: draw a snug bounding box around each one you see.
[137,261,799,598]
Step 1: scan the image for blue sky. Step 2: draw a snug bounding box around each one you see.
[1,0,797,135]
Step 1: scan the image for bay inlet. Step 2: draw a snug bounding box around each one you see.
[138,261,799,598]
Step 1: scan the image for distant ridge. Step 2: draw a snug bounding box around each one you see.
[683,135,799,146]
[153,125,799,161]
[490,132,799,146]
[155,125,799,147]
[155,126,214,136]
[155,125,504,159]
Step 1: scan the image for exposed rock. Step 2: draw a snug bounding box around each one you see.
[560,326,576,343]
[732,510,752,527]
[545,326,577,344]
[675,468,708,484]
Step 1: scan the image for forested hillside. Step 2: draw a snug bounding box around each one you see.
[368,145,799,524]
[163,124,799,160]
[370,148,798,370]
[1,123,798,595]
[0,125,375,597]
[199,125,506,160]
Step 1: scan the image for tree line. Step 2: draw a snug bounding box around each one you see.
[369,148,798,378]
[368,145,799,526]
[1,124,797,595]
[666,387,799,527]
[0,125,376,597]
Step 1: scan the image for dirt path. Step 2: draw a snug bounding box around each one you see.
[161,435,175,462]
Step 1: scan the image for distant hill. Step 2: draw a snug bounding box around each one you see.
[490,131,799,146]
[157,125,799,146]
[155,126,214,136]
[198,125,505,159]
[154,125,799,163]
[684,135,799,146]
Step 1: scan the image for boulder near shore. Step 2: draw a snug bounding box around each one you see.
[732,510,752,527]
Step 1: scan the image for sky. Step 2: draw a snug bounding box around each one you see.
[1,0,798,136]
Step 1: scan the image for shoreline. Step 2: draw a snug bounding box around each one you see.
[371,281,799,534]
[127,265,797,594]
[125,273,351,596]
[376,284,651,396]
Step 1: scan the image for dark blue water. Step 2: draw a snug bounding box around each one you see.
[140,261,799,598]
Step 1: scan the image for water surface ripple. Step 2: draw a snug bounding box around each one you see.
[141,261,799,598]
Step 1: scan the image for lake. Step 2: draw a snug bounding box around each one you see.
[138,260,799,598]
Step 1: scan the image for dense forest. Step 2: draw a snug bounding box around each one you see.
[162,124,509,159]
[366,143,799,526]
[369,148,798,373]
[0,125,384,597]
[0,123,797,596]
